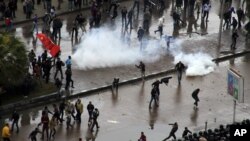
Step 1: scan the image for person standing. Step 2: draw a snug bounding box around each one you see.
[49,116,57,139]
[138,132,146,141]
[59,100,66,120]
[65,67,74,90]
[65,108,73,129]
[2,123,11,141]
[137,27,145,50]
[121,6,127,27]
[52,104,63,124]
[32,14,38,34]
[75,99,83,123]
[55,78,62,95]
[11,111,19,133]
[65,56,72,69]
[231,30,239,50]
[126,9,133,30]
[149,86,159,109]
[39,112,49,140]
[87,101,94,124]
[164,34,173,50]
[5,17,12,32]
[112,78,119,92]
[26,0,33,19]
[54,57,64,80]
[162,122,178,141]
[137,26,145,42]
[90,108,100,132]
[231,17,238,31]
[8,0,16,19]
[152,80,161,96]
[236,8,244,29]
[132,0,139,16]
[202,2,211,22]
[136,61,145,80]
[192,88,200,108]
[44,58,52,84]
[175,61,185,85]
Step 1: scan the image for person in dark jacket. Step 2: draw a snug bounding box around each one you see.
[29,127,42,141]
[163,122,178,140]
[90,108,100,132]
[65,67,74,90]
[11,111,19,133]
[137,27,144,41]
[8,0,16,18]
[44,58,52,83]
[231,30,239,50]
[149,86,159,109]
[138,131,146,141]
[126,9,133,30]
[54,57,64,80]
[175,61,185,85]
[136,61,145,79]
[236,8,244,28]
[52,17,63,40]
[152,80,162,96]
[26,0,33,19]
[87,101,95,123]
[192,88,200,108]
[182,127,192,137]
[121,6,127,26]
[231,17,238,31]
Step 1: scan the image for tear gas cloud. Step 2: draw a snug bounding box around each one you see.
[173,51,215,76]
[72,27,216,76]
[72,27,164,69]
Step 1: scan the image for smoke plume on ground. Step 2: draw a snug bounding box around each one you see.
[72,28,164,69]
[73,27,216,76]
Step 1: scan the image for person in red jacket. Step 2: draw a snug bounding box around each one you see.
[138,132,146,141]
[39,112,49,140]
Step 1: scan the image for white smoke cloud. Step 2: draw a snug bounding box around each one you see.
[173,52,216,76]
[72,27,216,76]
[72,27,165,69]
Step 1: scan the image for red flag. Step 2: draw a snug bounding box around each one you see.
[36,33,60,57]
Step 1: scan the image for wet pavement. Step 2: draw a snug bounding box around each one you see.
[1,0,250,140]
[1,58,250,141]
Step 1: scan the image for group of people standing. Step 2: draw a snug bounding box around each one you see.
[28,49,74,91]
[1,99,100,141]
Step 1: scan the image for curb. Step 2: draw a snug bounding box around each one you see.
[0,68,176,115]
[212,50,250,63]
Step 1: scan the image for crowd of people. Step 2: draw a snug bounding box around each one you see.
[1,99,100,141]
